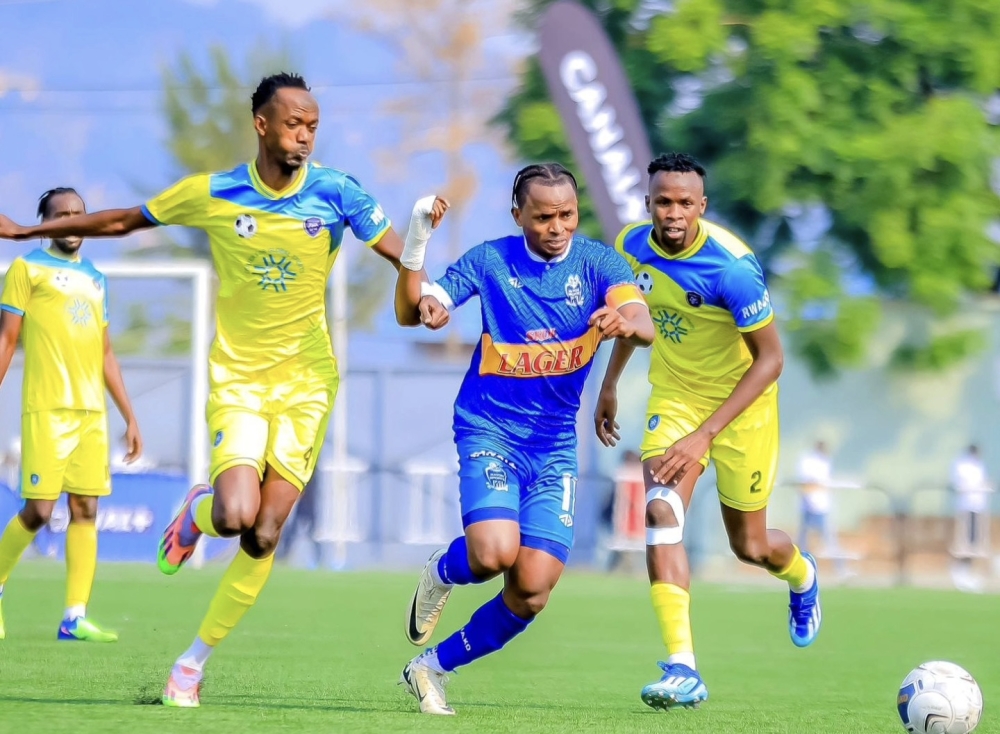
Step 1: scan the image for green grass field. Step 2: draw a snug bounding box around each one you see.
[0,561,996,734]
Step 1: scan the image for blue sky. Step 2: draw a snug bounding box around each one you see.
[0,0,531,345]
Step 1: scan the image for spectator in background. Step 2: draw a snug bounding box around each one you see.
[596,450,643,573]
[950,444,993,593]
[796,441,847,576]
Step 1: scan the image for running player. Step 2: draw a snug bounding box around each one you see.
[394,163,654,715]
[0,73,441,707]
[0,187,142,642]
[594,152,821,710]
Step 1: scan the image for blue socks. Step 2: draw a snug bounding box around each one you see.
[435,592,532,672]
[437,535,480,586]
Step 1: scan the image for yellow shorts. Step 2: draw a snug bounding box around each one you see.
[639,390,779,512]
[206,372,339,491]
[21,410,111,501]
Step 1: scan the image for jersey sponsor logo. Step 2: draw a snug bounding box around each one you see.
[303,217,325,237]
[484,461,509,492]
[636,271,653,294]
[66,298,93,326]
[686,291,704,307]
[740,291,771,321]
[526,327,558,342]
[652,309,690,344]
[478,330,601,378]
[564,274,585,307]
[234,213,258,239]
[246,249,304,293]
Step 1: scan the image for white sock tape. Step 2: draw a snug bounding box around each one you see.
[400,195,437,271]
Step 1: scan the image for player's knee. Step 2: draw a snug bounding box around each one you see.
[646,500,679,528]
[468,540,519,577]
[730,536,770,566]
[247,525,282,557]
[212,502,256,536]
[18,502,52,531]
[506,586,551,617]
[68,495,98,522]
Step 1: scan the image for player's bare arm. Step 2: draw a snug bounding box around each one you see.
[0,207,153,242]
[102,329,143,464]
[594,338,638,448]
[393,196,450,329]
[650,321,783,485]
[0,309,23,386]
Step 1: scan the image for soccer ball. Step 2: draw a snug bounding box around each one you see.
[234,213,257,239]
[636,271,654,294]
[897,661,983,734]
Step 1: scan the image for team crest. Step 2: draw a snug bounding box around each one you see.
[686,291,703,307]
[564,274,584,307]
[234,214,258,239]
[30,473,40,486]
[213,431,224,447]
[648,415,660,431]
[92,278,103,293]
[303,217,324,237]
[484,461,509,492]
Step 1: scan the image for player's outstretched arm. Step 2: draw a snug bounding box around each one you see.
[0,310,22,388]
[650,322,783,486]
[103,330,143,464]
[0,207,153,242]
[393,196,450,328]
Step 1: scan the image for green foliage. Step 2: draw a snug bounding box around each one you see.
[498,0,1000,376]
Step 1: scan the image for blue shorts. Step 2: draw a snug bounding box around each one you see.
[456,435,578,563]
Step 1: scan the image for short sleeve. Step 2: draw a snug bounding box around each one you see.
[340,175,391,246]
[720,254,773,331]
[433,245,483,311]
[142,174,211,228]
[0,259,31,316]
[596,244,645,310]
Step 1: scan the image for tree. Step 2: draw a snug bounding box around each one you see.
[496,0,1000,376]
[333,0,518,350]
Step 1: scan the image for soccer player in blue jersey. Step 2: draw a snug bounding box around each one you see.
[0,73,442,707]
[0,188,142,642]
[594,153,821,710]
[393,163,655,715]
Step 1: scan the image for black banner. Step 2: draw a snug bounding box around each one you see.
[538,0,654,242]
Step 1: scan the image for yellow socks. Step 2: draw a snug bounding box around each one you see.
[65,522,98,615]
[193,494,221,538]
[0,515,37,586]
[197,549,274,646]
[771,545,814,593]
[650,582,695,668]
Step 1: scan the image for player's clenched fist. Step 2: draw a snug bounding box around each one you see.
[589,305,635,341]
[418,296,449,330]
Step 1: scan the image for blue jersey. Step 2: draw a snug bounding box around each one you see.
[433,235,643,446]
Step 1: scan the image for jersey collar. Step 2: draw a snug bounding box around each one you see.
[44,247,81,263]
[647,220,708,260]
[249,159,309,200]
[523,235,573,263]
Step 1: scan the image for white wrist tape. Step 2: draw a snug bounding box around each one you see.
[400,195,437,272]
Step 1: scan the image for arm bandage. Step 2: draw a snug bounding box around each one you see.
[400,195,438,272]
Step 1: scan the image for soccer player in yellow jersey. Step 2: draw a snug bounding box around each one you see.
[0,73,439,707]
[594,153,821,710]
[0,187,142,643]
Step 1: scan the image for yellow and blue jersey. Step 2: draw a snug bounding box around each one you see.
[434,235,643,446]
[142,161,390,376]
[616,219,774,405]
[0,249,108,413]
